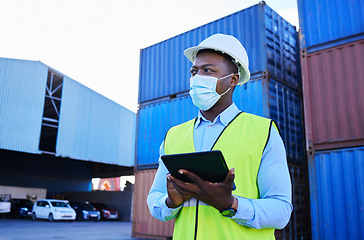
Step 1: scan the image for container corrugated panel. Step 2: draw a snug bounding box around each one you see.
[56,76,136,166]
[132,169,174,239]
[297,0,364,52]
[275,163,311,240]
[301,39,364,151]
[308,146,364,240]
[0,57,48,154]
[136,94,199,168]
[136,72,305,167]
[139,2,299,104]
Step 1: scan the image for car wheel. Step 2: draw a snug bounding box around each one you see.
[48,213,54,222]
[32,212,37,221]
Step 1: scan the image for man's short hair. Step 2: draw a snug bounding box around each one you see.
[196,49,238,74]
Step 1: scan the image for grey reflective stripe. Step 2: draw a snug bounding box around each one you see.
[183,198,209,207]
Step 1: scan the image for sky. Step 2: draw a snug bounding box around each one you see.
[0,0,299,113]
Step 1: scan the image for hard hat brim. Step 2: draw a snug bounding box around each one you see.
[184,46,250,85]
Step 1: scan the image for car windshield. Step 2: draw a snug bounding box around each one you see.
[84,203,96,211]
[50,201,68,207]
[75,202,95,211]
[94,203,108,209]
[18,199,33,207]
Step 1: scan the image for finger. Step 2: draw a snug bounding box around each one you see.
[169,174,189,189]
[169,174,196,195]
[170,179,193,196]
[223,168,235,184]
[172,182,191,196]
[166,173,173,184]
[178,169,203,184]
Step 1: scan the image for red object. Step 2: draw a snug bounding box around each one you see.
[132,169,174,239]
[90,203,119,220]
[301,39,364,152]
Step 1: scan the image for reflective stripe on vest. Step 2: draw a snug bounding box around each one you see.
[164,112,276,240]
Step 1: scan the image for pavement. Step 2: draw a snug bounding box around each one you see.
[0,218,151,240]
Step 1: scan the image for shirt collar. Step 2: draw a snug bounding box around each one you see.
[195,103,241,129]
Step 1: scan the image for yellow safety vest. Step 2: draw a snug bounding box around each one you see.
[164,112,276,240]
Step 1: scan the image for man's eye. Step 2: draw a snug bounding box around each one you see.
[204,68,214,73]
[191,69,197,75]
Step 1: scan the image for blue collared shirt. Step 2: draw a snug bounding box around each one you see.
[147,103,292,229]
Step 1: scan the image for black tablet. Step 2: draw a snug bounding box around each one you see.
[161,150,235,189]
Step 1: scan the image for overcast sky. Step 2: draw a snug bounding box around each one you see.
[0,0,299,112]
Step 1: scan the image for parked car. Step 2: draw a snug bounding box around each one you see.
[69,201,100,221]
[8,198,34,218]
[90,202,118,220]
[32,199,76,221]
[0,194,11,216]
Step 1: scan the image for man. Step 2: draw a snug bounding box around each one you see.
[147,34,292,240]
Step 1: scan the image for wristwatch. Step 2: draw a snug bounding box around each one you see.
[220,197,238,218]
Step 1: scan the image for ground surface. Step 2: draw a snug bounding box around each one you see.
[0,218,150,240]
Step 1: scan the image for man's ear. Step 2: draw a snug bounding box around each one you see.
[230,73,239,87]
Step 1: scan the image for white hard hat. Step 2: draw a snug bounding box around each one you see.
[184,33,250,85]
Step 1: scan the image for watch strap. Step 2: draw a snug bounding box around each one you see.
[220,197,238,217]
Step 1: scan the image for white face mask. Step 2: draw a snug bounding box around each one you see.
[189,74,234,111]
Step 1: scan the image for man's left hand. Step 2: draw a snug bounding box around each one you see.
[168,168,235,212]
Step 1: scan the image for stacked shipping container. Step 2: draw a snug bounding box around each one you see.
[134,2,309,239]
[297,0,364,239]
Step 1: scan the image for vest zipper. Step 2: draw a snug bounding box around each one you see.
[194,200,199,240]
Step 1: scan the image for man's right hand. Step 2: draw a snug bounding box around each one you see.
[166,173,191,208]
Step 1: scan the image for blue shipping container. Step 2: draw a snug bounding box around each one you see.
[297,0,364,52]
[136,73,305,167]
[309,146,364,240]
[139,2,299,104]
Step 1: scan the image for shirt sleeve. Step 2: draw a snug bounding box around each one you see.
[147,141,182,221]
[231,126,293,229]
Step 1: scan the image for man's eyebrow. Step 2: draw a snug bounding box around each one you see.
[191,63,216,68]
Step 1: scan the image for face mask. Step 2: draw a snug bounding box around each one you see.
[189,74,234,111]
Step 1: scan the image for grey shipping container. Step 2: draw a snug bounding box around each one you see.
[138,2,299,104]
[297,0,364,52]
[136,72,305,168]
[301,39,364,152]
[308,146,364,240]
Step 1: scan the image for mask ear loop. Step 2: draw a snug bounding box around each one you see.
[219,86,231,96]
[217,72,239,96]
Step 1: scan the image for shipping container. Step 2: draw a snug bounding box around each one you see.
[276,164,311,240]
[132,169,174,239]
[301,40,364,152]
[308,146,364,240]
[133,165,310,240]
[297,0,364,52]
[136,72,305,168]
[139,2,299,104]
